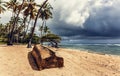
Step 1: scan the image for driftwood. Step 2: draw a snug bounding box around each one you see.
[31,45,64,70]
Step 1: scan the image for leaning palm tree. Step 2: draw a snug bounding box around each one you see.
[5,0,19,45]
[6,0,26,45]
[22,0,38,41]
[27,0,48,48]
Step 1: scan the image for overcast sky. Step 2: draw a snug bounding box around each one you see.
[1,0,120,43]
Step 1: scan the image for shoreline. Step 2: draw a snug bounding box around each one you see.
[60,43,120,56]
[59,47,120,57]
[0,45,120,76]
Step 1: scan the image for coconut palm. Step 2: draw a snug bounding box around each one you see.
[6,0,26,45]
[5,0,20,16]
[0,0,6,14]
[0,23,11,41]
[5,0,19,45]
[39,21,46,37]
[22,0,38,41]
[5,16,23,43]
[44,25,49,35]
[39,2,53,33]
[38,2,53,45]
[39,2,53,20]
[27,0,48,48]
[0,24,5,37]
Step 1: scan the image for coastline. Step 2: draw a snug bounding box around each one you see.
[0,45,120,76]
[60,43,120,56]
[55,47,120,60]
[60,47,120,57]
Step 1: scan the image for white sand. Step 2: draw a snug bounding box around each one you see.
[0,45,120,76]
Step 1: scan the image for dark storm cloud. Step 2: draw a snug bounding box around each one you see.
[49,13,120,40]
[48,0,120,40]
[82,5,120,38]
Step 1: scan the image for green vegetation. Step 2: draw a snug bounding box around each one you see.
[40,33,61,48]
[0,0,61,47]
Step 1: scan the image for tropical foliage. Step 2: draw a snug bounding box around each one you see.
[0,0,61,47]
[0,0,6,14]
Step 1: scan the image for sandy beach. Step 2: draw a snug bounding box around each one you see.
[0,45,120,76]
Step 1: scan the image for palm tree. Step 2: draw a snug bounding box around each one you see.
[0,24,5,37]
[39,2,53,20]
[38,2,53,45]
[39,21,45,37]
[7,0,25,45]
[5,0,19,45]
[22,0,38,41]
[44,25,49,35]
[27,0,48,48]
[0,0,6,14]
[41,33,61,48]
[0,23,10,42]
[13,17,23,43]
[5,0,20,16]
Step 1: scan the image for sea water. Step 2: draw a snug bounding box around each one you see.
[60,44,120,55]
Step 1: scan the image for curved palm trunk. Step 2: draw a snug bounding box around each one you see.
[7,0,25,45]
[27,0,48,48]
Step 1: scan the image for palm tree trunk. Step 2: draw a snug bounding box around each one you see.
[26,18,31,34]
[39,21,44,45]
[21,16,28,42]
[41,20,44,37]
[27,0,48,48]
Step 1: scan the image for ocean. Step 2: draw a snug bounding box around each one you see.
[60,44,120,55]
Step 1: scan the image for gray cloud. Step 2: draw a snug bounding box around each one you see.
[48,0,120,41]
[1,0,120,43]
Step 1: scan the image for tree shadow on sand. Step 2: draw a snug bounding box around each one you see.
[28,52,39,71]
